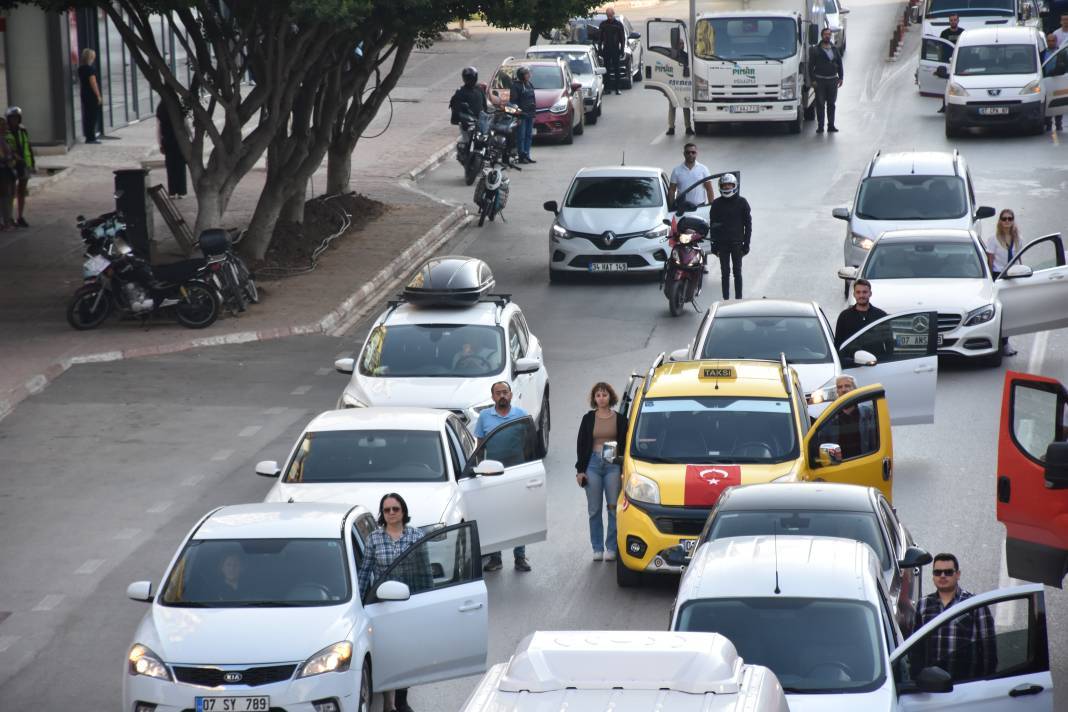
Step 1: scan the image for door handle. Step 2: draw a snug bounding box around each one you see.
[913,365,935,373]
[458,601,484,612]
[525,479,544,488]
[1009,683,1044,697]
[1048,274,1064,281]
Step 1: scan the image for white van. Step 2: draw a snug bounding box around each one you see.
[459,630,789,712]
[928,26,1068,136]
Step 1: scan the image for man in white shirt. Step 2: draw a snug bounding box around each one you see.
[1054,14,1068,48]
[668,143,715,209]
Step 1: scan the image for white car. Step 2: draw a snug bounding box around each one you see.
[123,503,488,712]
[526,44,606,124]
[672,535,1054,712]
[676,299,940,425]
[256,407,548,556]
[838,229,1068,367]
[334,256,550,445]
[824,0,850,52]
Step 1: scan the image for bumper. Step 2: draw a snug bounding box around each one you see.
[550,234,668,274]
[843,239,871,268]
[616,498,712,575]
[946,100,1042,129]
[123,668,361,712]
[934,314,1001,358]
[693,99,798,123]
[534,112,572,138]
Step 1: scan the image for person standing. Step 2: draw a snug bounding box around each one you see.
[816,375,878,460]
[0,117,16,231]
[474,381,533,572]
[1053,14,1068,47]
[937,15,964,113]
[156,100,188,199]
[835,278,887,347]
[809,27,844,133]
[666,35,694,135]
[576,382,628,561]
[668,143,714,210]
[5,107,34,228]
[599,7,627,94]
[707,173,751,300]
[1043,35,1065,131]
[78,49,103,144]
[509,66,537,164]
[984,209,1022,356]
[913,553,997,680]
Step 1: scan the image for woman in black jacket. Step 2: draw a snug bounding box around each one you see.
[576,382,628,561]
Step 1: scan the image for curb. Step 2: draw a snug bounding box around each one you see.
[28,165,77,196]
[407,140,457,182]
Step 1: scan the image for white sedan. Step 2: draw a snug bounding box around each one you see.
[839,229,1068,367]
[123,503,487,712]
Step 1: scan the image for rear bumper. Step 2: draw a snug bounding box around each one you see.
[1005,536,1068,588]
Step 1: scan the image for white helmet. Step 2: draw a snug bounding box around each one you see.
[484,168,503,191]
[719,173,738,198]
[5,106,22,119]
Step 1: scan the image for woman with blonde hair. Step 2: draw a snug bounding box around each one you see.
[984,209,1022,356]
[575,381,628,561]
[77,47,103,143]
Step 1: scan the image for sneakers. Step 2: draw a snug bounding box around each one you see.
[483,555,503,572]
[604,550,617,561]
[15,217,28,228]
[592,550,604,561]
[666,127,675,136]
[515,556,532,572]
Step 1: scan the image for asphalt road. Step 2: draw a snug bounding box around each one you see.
[1,1,1067,709]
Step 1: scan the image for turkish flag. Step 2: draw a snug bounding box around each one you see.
[684,465,742,506]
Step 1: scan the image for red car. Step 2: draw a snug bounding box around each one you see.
[489,57,585,144]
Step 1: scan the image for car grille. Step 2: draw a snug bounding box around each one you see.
[710,95,779,102]
[172,664,297,688]
[568,255,651,268]
[937,312,962,332]
[654,517,706,535]
[567,230,648,251]
[964,100,1021,107]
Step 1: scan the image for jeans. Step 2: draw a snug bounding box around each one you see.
[718,243,745,299]
[517,115,534,159]
[584,451,622,552]
[814,78,839,128]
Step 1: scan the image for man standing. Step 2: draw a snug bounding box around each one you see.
[817,375,877,460]
[599,8,627,95]
[509,67,537,164]
[913,553,997,680]
[809,27,844,133]
[474,381,533,573]
[1042,35,1064,131]
[668,143,714,210]
[707,173,751,300]
[937,15,964,113]
[835,278,887,347]
[667,35,694,135]
[1052,13,1068,46]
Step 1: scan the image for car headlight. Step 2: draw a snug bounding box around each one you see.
[850,233,874,250]
[1019,80,1040,95]
[964,303,996,326]
[947,82,969,97]
[625,472,661,505]
[551,223,571,240]
[340,391,369,409]
[695,75,710,101]
[550,96,569,113]
[806,377,838,405]
[128,644,172,681]
[779,73,797,101]
[644,225,670,240]
[297,641,352,678]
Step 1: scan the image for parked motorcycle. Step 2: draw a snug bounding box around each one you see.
[472,106,521,227]
[198,228,259,315]
[456,111,491,186]
[662,214,711,317]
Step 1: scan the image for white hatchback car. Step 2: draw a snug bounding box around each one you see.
[123,503,487,712]
[839,229,1068,367]
[257,407,548,556]
[526,44,606,124]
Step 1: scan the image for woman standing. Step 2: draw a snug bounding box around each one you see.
[156,100,188,198]
[0,117,16,230]
[576,382,628,561]
[984,209,1022,357]
[77,48,103,144]
[358,493,430,712]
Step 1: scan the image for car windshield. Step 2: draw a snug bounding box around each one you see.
[529,65,564,89]
[159,538,350,607]
[824,0,839,13]
[701,316,832,364]
[955,44,1037,75]
[632,396,797,464]
[359,324,505,378]
[530,51,593,75]
[864,240,985,279]
[695,18,798,61]
[676,597,885,693]
[565,176,663,208]
[567,18,604,44]
[283,430,446,483]
[705,511,891,570]
[855,175,967,220]
[927,0,1013,16]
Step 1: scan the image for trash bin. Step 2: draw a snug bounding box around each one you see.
[114,168,154,258]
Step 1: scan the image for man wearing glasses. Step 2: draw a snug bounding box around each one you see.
[912,553,997,680]
[668,143,714,211]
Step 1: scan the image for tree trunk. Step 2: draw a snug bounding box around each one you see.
[242,181,288,260]
[281,186,306,224]
[326,147,352,195]
[192,182,226,239]
[529,25,541,47]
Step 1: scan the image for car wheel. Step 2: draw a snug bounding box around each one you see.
[623,60,634,89]
[596,101,603,117]
[586,109,598,125]
[945,121,962,139]
[574,110,584,135]
[1029,112,1046,136]
[616,553,643,587]
[537,391,551,454]
[633,57,643,82]
[562,117,574,145]
[982,336,1004,368]
[548,268,566,284]
[788,106,802,134]
[357,659,372,712]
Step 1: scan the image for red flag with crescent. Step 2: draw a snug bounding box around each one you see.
[684,465,742,506]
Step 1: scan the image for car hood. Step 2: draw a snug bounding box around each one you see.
[791,362,839,395]
[786,687,894,712]
[535,88,566,109]
[348,374,493,410]
[850,216,972,242]
[953,73,1037,91]
[559,206,665,235]
[266,480,454,527]
[140,605,357,665]
[865,277,993,312]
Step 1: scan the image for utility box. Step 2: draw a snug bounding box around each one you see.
[114,168,154,258]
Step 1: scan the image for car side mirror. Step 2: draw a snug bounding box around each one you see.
[818,443,843,466]
[899,545,933,569]
[602,441,618,464]
[853,349,878,366]
[916,666,953,693]
[255,460,281,478]
[334,357,355,374]
[473,459,505,476]
[662,218,673,226]
[543,200,559,215]
[629,31,641,40]
[1045,441,1068,489]
[838,266,859,280]
[514,356,541,375]
[974,206,996,220]
[840,6,851,13]
[595,67,607,75]
[832,207,851,220]
[668,347,689,362]
[127,580,154,602]
[934,65,949,79]
[1004,264,1033,279]
[375,580,411,602]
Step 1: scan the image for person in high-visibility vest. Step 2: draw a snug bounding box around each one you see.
[5,107,34,228]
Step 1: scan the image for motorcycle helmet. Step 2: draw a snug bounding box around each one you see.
[484,168,503,191]
[676,215,709,237]
[516,66,531,81]
[5,106,22,119]
[461,66,478,86]
[718,173,738,198]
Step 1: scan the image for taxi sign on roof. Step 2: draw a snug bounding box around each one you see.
[700,366,735,379]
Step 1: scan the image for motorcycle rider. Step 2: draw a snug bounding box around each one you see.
[449,67,488,157]
[707,173,751,300]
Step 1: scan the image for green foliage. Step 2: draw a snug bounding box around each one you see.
[479,0,601,33]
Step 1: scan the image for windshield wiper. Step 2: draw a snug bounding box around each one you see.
[230,600,316,607]
[705,53,739,66]
[738,54,783,63]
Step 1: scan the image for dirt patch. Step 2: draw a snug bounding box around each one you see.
[248,193,388,275]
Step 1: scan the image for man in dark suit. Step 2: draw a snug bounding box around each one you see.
[809,27,844,133]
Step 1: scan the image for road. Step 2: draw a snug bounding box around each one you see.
[1,0,1066,709]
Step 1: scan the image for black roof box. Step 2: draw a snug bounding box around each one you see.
[403,256,495,307]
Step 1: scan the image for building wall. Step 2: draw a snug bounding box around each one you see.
[4,6,71,147]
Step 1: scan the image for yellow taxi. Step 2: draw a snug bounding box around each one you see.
[609,354,894,587]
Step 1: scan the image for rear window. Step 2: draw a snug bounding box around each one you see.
[955,44,1037,76]
[495,65,565,91]
[565,176,663,208]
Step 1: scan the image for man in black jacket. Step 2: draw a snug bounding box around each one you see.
[835,279,888,347]
[707,173,751,300]
[809,27,844,133]
[449,66,487,124]
[599,8,627,94]
[509,66,538,163]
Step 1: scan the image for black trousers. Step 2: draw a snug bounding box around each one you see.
[814,78,839,128]
[718,244,744,299]
[603,48,622,90]
[163,147,188,196]
[81,100,99,141]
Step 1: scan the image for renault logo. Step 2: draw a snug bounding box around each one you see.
[988,89,1001,96]
[912,315,930,332]
[603,231,616,245]
[223,672,243,683]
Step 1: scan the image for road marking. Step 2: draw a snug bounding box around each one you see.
[0,635,19,652]
[211,449,234,462]
[182,474,205,487]
[113,528,141,540]
[315,367,331,376]
[75,559,105,575]
[649,132,669,146]
[32,595,64,611]
[263,406,286,415]
[147,501,172,514]
[290,385,313,396]
[1026,331,1048,375]
[238,425,263,437]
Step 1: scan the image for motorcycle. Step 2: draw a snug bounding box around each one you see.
[473,106,521,227]
[456,111,491,186]
[662,214,711,317]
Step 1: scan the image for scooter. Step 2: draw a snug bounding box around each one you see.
[662,214,710,316]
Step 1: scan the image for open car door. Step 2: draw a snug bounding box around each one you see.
[918,36,955,96]
[1042,45,1068,119]
[364,522,488,691]
[997,371,1068,587]
[457,416,547,553]
[839,310,939,426]
[892,584,1053,711]
[645,19,690,113]
[994,233,1068,337]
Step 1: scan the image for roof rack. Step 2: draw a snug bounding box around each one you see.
[866,150,881,179]
[779,352,793,395]
[641,352,667,398]
[951,148,961,177]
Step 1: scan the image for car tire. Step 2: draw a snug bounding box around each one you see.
[586,110,598,125]
[549,268,566,284]
[982,336,1004,368]
[575,111,584,135]
[1029,112,1046,136]
[357,659,372,712]
[537,390,551,455]
[633,58,643,82]
[616,553,643,587]
[788,107,802,134]
[623,60,635,89]
[945,121,962,139]
[596,102,603,117]
[803,89,816,121]
[562,117,574,145]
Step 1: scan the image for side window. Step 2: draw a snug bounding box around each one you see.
[792,383,811,438]
[370,523,480,600]
[1044,47,1068,78]
[351,514,377,569]
[812,394,881,463]
[877,498,901,560]
[840,313,933,365]
[1010,382,1066,463]
[508,315,527,361]
[516,312,532,344]
[1006,235,1065,272]
[359,326,386,375]
[922,37,955,63]
[444,425,465,477]
[477,416,540,468]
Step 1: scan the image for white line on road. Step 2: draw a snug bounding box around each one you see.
[649,132,668,146]
[32,595,64,611]
[263,406,286,415]
[1026,331,1049,375]
[147,501,172,514]
[315,367,331,376]
[75,559,105,575]
[0,635,20,652]
[182,474,205,487]
[211,449,234,462]
[238,425,263,437]
[290,386,313,396]
[113,528,141,540]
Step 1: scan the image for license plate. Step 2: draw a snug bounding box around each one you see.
[729,104,761,113]
[978,107,1009,115]
[589,262,628,272]
[681,538,698,554]
[937,333,944,346]
[895,334,929,347]
[196,697,270,712]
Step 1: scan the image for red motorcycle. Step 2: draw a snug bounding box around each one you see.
[662,214,710,316]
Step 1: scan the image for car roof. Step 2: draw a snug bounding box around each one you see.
[681,535,882,603]
[527,44,593,54]
[500,57,565,70]
[304,407,449,433]
[573,165,664,178]
[958,26,1040,47]
[382,300,506,327]
[646,360,789,399]
[719,483,876,512]
[712,299,817,318]
[195,502,361,540]
[869,151,958,177]
[874,227,977,243]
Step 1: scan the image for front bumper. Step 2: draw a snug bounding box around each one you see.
[550,233,668,274]
[693,98,799,123]
[616,497,713,575]
[534,112,572,138]
[933,311,1001,358]
[946,99,1042,129]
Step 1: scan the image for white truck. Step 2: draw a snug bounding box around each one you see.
[459,630,790,712]
[644,0,827,134]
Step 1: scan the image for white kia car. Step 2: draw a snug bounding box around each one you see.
[257,407,548,557]
[123,503,487,712]
[526,44,607,124]
[839,229,1068,367]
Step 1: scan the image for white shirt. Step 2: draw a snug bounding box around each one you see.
[670,161,712,207]
[983,233,1017,273]
[1054,28,1068,49]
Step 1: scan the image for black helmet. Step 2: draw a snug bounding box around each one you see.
[461,67,478,85]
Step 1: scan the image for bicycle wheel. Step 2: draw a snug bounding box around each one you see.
[232,254,259,304]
